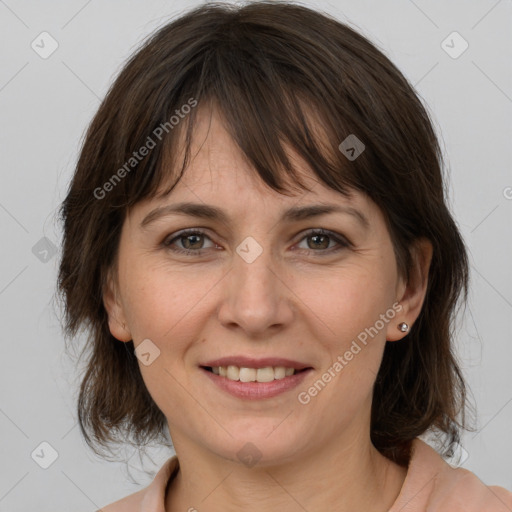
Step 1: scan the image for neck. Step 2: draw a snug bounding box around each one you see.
[165,429,407,512]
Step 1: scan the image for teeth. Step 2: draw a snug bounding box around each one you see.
[209,365,298,382]
[227,365,240,381]
[256,367,275,382]
[239,367,255,382]
[274,366,286,379]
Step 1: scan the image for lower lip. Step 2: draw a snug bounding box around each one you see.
[200,367,313,400]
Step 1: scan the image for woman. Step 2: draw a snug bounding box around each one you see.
[57,2,512,510]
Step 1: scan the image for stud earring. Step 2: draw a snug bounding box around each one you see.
[398,322,409,333]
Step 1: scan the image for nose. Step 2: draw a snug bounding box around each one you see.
[217,244,294,337]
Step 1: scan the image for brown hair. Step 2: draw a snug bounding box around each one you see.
[57,0,473,466]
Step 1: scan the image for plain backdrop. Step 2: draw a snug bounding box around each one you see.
[0,0,511,510]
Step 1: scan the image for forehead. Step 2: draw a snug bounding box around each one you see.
[153,107,366,208]
[123,136,387,249]
[125,104,385,239]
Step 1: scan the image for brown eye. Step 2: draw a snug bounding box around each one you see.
[307,233,330,250]
[296,229,350,254]
[163,228,350,257]
[163,229,214,255]
[178,233,205,250]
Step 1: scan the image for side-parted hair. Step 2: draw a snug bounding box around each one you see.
[57,1,472,466]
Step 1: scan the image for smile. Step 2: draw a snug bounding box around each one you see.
[204,365,306,382]
[205,365,307,382]
[200,366,313,400]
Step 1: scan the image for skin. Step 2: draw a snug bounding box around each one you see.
[103,107,433,512]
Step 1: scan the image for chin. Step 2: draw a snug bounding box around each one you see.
[207,420,308,467]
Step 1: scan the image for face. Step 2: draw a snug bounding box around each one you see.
[104,107,419,467]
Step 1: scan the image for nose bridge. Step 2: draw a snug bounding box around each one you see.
[233,235,279,305]
[217,235,293,333]
[236,239,275,292]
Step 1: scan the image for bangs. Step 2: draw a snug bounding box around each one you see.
[117,14,369,210]
[151,93,359,204]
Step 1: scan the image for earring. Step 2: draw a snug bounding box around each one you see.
[398,322,409,333]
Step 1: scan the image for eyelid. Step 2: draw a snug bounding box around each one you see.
[162,227,352,255]
[163,228,218,250]
[294,228,351,250]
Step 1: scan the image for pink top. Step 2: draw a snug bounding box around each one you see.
[99,438,512,511]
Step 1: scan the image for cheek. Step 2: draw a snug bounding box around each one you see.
[297,262,395,343]
[120,259,217,340]
[309,263,397,408]
[119,264,205,416]
[295,262,395,406]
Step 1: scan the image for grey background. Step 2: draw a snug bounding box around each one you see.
[0,0,511,510]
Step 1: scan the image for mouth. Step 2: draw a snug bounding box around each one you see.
[198,356,314,399]
[200,365,311,383]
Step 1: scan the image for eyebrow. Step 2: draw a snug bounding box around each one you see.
[140,201,370,230]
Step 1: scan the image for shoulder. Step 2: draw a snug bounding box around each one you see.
[390,439,512,512]
[431,463,512,511]
[96,455,180,512]
[98,488,146,512]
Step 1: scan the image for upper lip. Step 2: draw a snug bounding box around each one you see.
[201,356,313,370]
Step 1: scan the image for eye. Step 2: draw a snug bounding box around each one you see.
[294,229,350,254]
[162,228,351,256]
[163,229,215,255]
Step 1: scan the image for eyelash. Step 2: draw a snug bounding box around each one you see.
[162,228,351,257]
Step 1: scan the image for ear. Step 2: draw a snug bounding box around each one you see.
[102,270,132,342]
[387,237,433,342]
